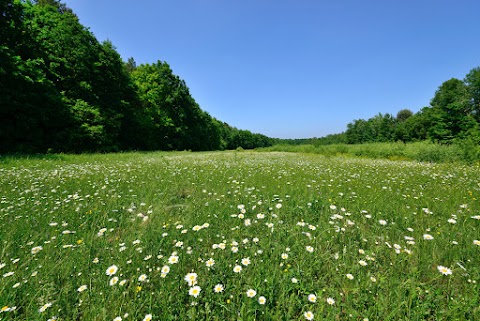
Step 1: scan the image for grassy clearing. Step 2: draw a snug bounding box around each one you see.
[1,151,479,320]
[259,141,480,164]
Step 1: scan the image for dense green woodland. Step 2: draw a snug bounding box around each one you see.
[0,0,272,153]
[2,0,480,155]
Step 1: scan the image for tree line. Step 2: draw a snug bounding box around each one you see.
[339,69,480,146]
[0,0,272,153]
[275,68,480,148]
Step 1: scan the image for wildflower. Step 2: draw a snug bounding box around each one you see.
[3,272,14,278]
[233,265,242,273]
[113,317,122,321]
[143,314,152,321]
[281,253,288,259]
[437,265,452,275]
[423,234,434,240]
[184,273,198,286]
[106,265,118,276]
[77,285,87,292]
[189,285,201,298]
[241,258,251,266]
[138,274,148,282]
[119,279,127,286]
[246,289,257,298]
[161,265,170,274]
[308,294,317,303]
[109,277,119,286]
[206,258,215,267]
[370,276,377,282]
[276,203,282,209]
[291,277,298,283]
[258,296,266,304]
[473,240,480,246]
[306,246,314,253]
[168,255,179,264]
[359,260,368,266]
[346,273,354,280]
[379,220,387,226]
[31,246,43,254]
[39,303,52,313]
[214,284,224,293]
[326,297,335,305]
[304,311,314,320]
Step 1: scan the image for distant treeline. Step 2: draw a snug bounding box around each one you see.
[0,0,272,153]
[276,67,480,149]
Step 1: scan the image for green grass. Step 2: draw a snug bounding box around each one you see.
[259,141,480,164]
[1,151,479,320]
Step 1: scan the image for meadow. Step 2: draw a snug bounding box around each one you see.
[0,151,479,320]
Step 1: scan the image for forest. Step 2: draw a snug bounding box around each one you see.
[0,0,272,153]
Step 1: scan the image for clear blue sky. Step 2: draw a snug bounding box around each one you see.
[63,0,480,139]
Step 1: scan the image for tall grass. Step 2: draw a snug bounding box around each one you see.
[259,141,480,164]
[1,151,479,320]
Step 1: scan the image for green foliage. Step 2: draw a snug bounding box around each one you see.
[130,61,224,151]
[341,70,480,148]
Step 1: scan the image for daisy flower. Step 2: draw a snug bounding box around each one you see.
[31,246,43,254]
[214,284,224,293]
[326,297,335,305]
[161,265,170,274]
[258,296,266,305]
[423,234,434,240]
[304,311,314,320]
[106,265,118,276]
[77,285,87,292]
[109,276,119,286]
[241,258,251,266]
[308,294,316,303]
[143,314,152,321]
[138,274,148,282]
[437,265,452,275]
[184,272,198,286]
[246,289,257,298]
[168,255,179,264]
[306,246,314,253]
[206,258,215,267]
[233,265,242,273]
[39,303,52,313]
[189,285,201,298]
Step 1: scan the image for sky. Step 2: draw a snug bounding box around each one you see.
[63,0,480,139]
